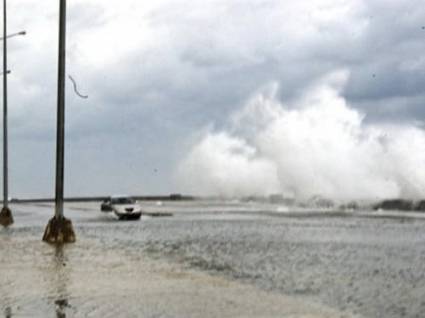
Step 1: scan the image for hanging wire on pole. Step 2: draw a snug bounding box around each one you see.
[68,75,88,99]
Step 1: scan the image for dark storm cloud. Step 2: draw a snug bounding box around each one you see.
[2,0,425,197]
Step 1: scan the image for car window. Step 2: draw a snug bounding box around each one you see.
[112,198,135,204]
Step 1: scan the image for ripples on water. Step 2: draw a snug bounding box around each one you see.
[2,201,425,317]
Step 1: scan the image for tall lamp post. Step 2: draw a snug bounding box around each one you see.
[0,0,25,227]
[42,0,75,243]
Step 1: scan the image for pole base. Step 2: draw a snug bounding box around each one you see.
[42,216,76,244]
[0,206,13,227]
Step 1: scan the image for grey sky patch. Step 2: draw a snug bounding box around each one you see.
[1,0,424,197]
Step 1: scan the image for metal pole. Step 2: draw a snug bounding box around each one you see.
[55,0,66,219]
[3,0,8,209]
[42,0,74,243]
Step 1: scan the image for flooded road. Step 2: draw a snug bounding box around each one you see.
[2,200,425,317]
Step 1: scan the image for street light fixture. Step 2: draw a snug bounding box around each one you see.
[0,1,25,227]
[0,30,26,40]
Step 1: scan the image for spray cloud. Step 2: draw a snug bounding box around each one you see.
[177,70,425,201]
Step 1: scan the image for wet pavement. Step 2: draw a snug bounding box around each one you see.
[2,200,425,317]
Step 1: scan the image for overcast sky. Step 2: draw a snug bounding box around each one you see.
[2,0,425,198]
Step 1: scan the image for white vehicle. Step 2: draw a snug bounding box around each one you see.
[101,195,142,220]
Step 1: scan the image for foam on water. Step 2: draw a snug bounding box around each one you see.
[3,202,425,318]
[0,225,357,318]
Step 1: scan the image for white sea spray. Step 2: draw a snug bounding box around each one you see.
[177,70,425,201]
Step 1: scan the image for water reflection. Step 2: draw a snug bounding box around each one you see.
[4,307,11,318]
[1,261,12,318]
[50,245,71,318]
[55,299,68,317]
